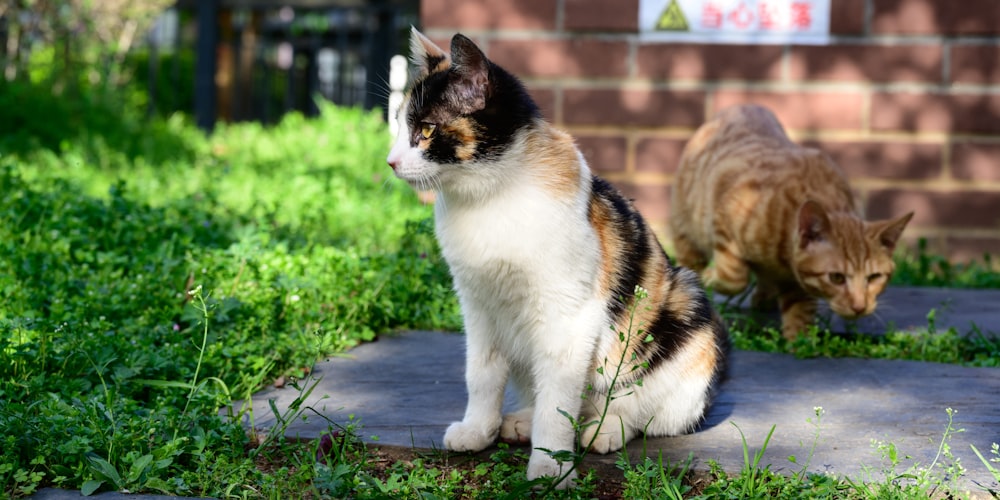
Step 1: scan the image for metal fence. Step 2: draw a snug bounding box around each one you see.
[166,0,417,130]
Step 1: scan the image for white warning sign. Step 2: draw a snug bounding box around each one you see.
[640,0,831,45]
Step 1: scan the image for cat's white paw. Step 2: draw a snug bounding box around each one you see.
[443,420,497,452]
[499,410,532,444]
[580,418,626,454]
[527,451,577,489]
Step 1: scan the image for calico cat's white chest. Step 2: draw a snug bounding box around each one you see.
[436,187,579,263]
[435,184,600,304]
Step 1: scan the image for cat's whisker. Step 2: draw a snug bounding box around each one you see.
[367,75,394,101]
[432,179,448,213]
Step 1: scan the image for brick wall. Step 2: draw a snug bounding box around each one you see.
[421,0,1000,263]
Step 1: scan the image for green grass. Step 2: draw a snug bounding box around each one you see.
[2,82,999,497]
[894,238,1000,289]
[0,99,460,497]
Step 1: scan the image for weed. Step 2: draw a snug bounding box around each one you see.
[787,406,825,484]
[894,238,1000,289]
[852,407,967,498]
[618,450,693,500]
[721,306,1000,369]
[970,442,1000,495]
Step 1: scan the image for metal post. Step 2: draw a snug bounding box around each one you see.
[366,2,394,114]
[195,0,219,132]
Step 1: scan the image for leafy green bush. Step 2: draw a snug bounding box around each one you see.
[125,49,197,117]
[893,238,1000,289]
[0,77,201,168]
[0,101,460,497]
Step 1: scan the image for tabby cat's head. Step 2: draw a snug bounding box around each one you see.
[792,200,914,320]
[386,29,539,193]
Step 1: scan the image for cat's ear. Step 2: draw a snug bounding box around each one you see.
[448,34,490,114]
[797,200,831,248]
[872,211,914,252]
[409,27,450,78]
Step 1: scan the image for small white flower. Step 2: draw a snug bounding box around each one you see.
[290,294,301,302]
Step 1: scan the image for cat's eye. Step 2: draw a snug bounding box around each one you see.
[419,123,436,139]
[828,273,846,285]
[867,273,883,282]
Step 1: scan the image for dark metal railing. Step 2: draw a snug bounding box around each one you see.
[169,0,417,131]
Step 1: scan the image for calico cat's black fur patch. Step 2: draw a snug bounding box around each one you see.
[405,35,540,164]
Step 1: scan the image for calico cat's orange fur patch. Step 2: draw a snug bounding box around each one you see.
[444,117,479,161]
[588,195,622,300]
[671,104,913,340]
[525,124,582,199]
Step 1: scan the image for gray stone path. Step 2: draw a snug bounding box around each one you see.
[722,285,1000,336]
[238,286,1000,496]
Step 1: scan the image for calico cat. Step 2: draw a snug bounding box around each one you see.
[670,104,913,340]
[386,29,728,488]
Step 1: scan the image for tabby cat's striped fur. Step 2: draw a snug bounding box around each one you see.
[671,104,913,340]
[387,29,728,488]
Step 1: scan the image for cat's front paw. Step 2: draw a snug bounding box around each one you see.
[580,419,625,454]
[443,420,497,452]
[527,451,577,489]
[499,409,532,444]
[702,267,748,296]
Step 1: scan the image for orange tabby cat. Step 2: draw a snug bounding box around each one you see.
[670,104,914,340]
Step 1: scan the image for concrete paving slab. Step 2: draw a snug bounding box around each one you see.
[720,285,1000,337]
[237,326,1000,495]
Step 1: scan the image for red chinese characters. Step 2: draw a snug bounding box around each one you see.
[791,1,813,29]
[701,2,724,28]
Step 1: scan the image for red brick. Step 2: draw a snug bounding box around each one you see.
[526,86,557,122]
[871,92,1000,134]
[488,39,629,79]
[635,137,687,173]
[867,189,1000,229]
[799,140,943,180]
[575,135,627,173]
[427,36,455,53]
[563,88,706,128]
[564,0,639,31]
[636,44,783,81]
[830,0,866,34]
[617,183,672,221]
[421,0,558,30]
[711,91,865,131]
[952,142,1000,182]
[872,0,1000,36]
[949,45,1000,85]
[788,44,943,83]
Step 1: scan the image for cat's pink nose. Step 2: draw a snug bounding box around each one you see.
[386,152,401,171]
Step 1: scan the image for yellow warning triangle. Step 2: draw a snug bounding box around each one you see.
[656,0,689,31]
